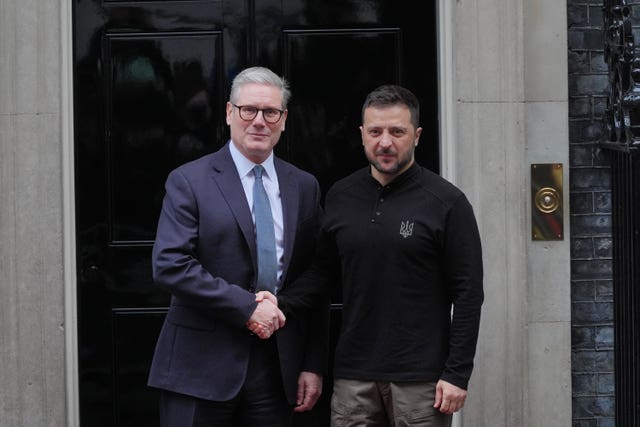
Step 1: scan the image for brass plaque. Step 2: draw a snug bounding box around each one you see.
[531,163,563,240]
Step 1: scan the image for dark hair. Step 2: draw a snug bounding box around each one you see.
[229,66,291,109]
[361,85,420,128]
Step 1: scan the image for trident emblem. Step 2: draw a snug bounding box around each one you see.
[399,221,414,238]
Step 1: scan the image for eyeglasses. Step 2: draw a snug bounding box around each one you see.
[232,104,284,124]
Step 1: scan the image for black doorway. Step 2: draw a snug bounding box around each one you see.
[72,1,439,424]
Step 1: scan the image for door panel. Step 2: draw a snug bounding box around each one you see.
[106,32,225,242]
[112,309,166,425]
[282,28,401,195]
[73,1,437,425]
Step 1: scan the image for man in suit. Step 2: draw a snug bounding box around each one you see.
[148,66,327,426]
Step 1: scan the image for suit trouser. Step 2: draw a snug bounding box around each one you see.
[159,338,291,427]
[330,379,452,427]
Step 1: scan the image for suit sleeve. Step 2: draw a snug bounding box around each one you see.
[300,294,330,375]
[152,169,257,328]
[298,180,331,375]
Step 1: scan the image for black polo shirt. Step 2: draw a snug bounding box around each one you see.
[281,162,483,389]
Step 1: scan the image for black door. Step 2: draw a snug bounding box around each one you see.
[73,1,438,425]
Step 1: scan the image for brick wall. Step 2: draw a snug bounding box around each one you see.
[567,1,615,426]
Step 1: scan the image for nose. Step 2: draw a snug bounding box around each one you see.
[379,130,392,147]
[252,110,267,125]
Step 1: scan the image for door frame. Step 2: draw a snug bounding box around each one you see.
[61,2,456,424]
[436,0,457,185]
[62,0,80,425]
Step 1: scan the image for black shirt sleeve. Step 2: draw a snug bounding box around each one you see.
[440,194,484,389]
[278,226,340,316]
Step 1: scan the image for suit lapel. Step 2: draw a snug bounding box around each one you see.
[209,145,257,264]
[276,159,299,286]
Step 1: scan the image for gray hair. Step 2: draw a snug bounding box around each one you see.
[229,66,291,109]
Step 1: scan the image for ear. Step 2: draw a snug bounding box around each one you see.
[359,125,365,145]
[281,109,288,131]
[414,126,423,146]
[225,102,233,125]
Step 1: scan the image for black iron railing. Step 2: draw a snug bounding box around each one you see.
[603,1,640,425]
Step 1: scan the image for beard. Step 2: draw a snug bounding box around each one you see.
[366,146,415,176]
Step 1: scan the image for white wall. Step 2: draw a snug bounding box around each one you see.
[0,0,67,426]
[441,0,572,425]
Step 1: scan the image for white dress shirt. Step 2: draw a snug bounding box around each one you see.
[228,141,285,286]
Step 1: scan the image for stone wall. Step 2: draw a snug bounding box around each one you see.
[0,1,67,426]
[453,0,573,425]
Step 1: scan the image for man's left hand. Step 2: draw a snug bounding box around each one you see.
[433,379,467,414]
[293,371,322,412]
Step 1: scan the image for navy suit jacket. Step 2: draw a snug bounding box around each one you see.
[148,143,327,404]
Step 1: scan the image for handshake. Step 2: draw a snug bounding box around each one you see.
[246,291,285,339]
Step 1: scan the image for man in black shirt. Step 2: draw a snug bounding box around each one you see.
[254,85,483,427]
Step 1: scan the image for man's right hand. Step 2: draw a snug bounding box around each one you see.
[255,290,278,306]
[247,295,285,339]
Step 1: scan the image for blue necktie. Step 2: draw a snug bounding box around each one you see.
[253,165,278,294]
